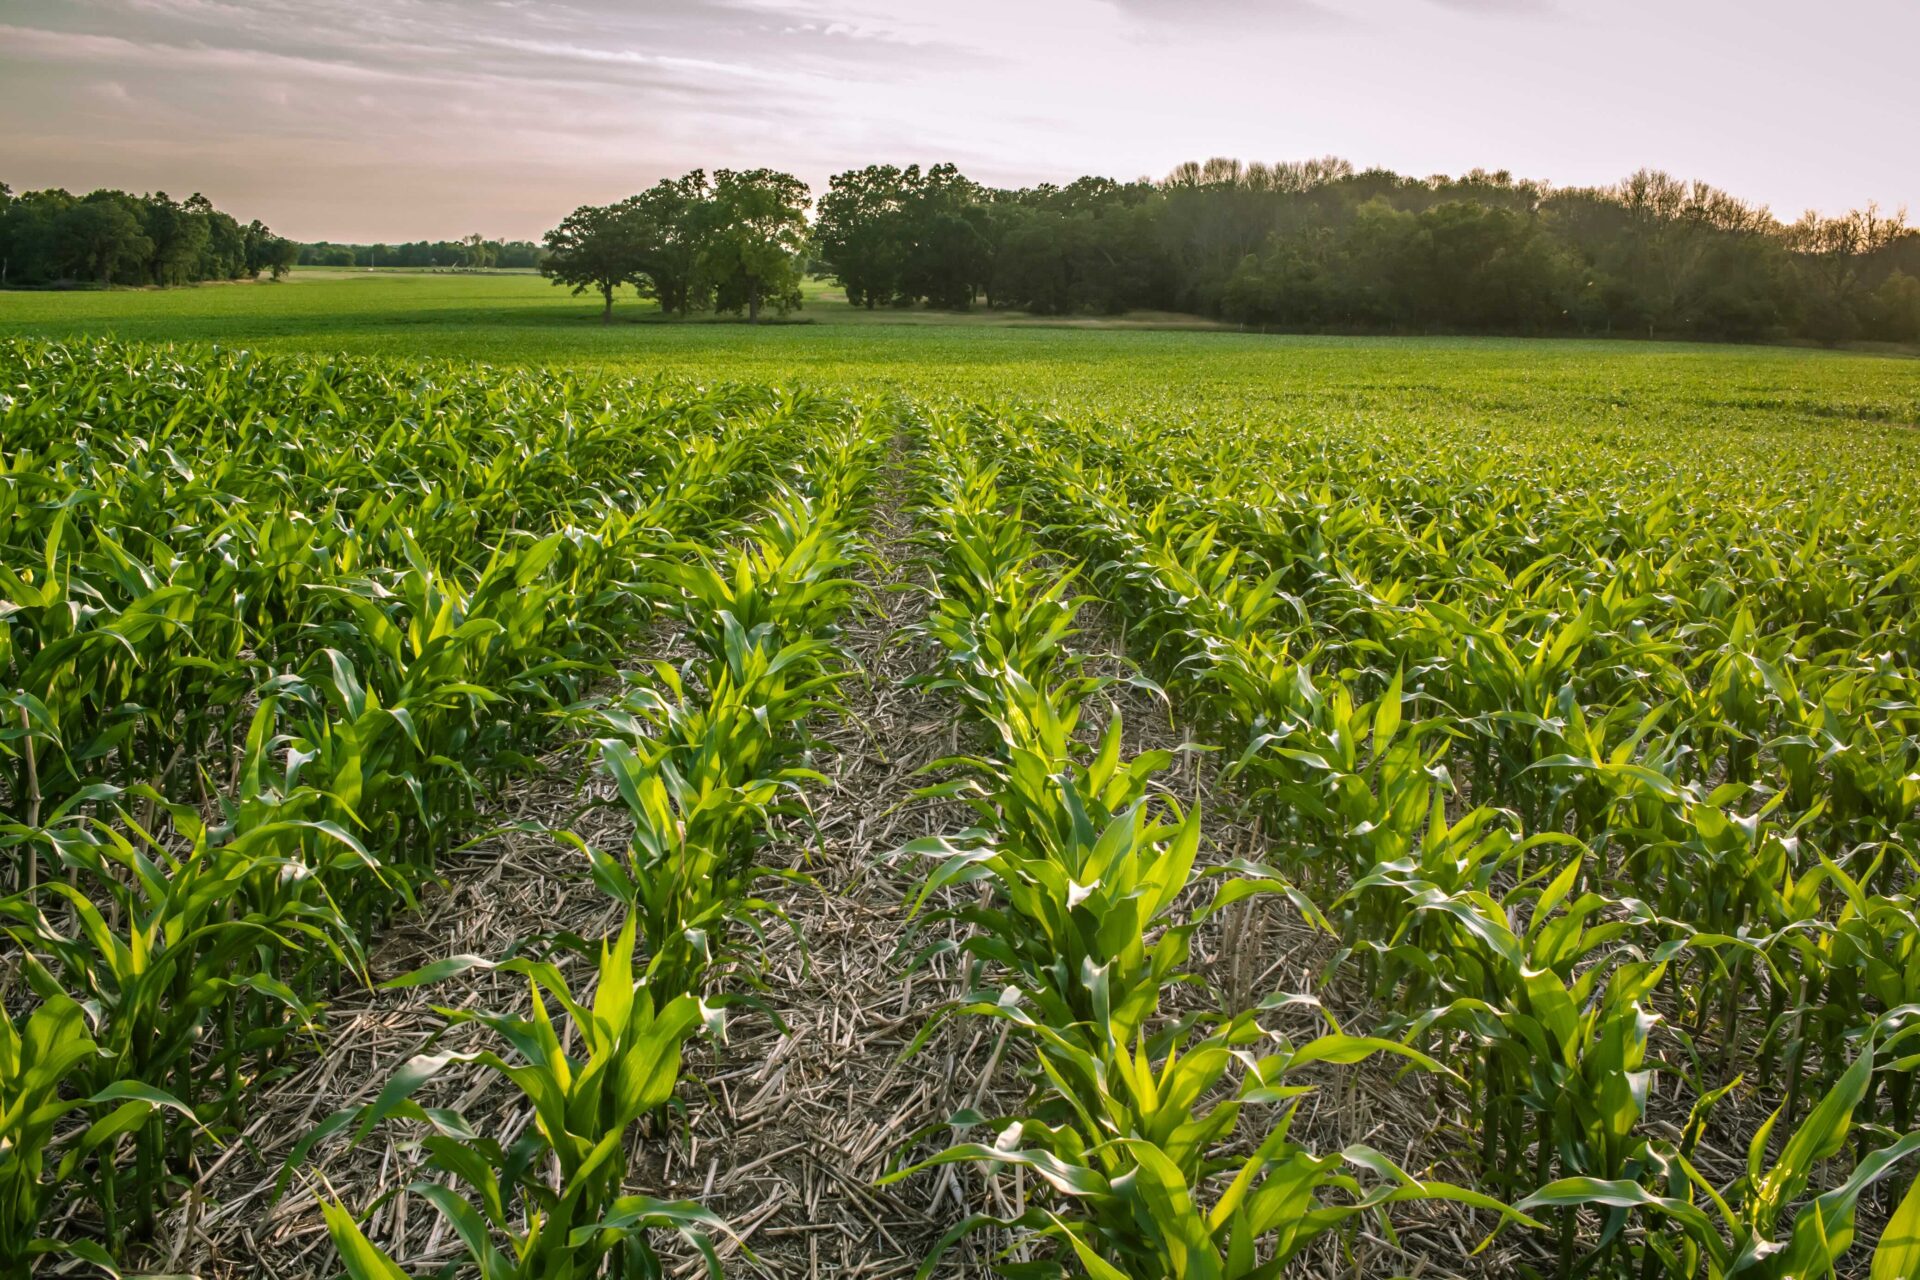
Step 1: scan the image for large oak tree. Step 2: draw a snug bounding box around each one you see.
[697,168,809,324]
[540,201,645,322]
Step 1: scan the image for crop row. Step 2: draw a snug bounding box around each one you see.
[0,338,882,1273]
[315,419,887,1278]
[881,437,1525,1276]
[942,404,1920,1275]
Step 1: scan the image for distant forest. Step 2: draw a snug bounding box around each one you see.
[8,160,1918,345]
[0,184,300,287]
[824,159,1920,343]
[553,158,1920,344]
[297,236,543,270]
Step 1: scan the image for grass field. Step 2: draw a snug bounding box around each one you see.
[5,278,1920,1278]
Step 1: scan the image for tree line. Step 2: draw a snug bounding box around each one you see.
[0,184,300,288]
[10,162,1916,344]
[555,158,1919,343]
[298,236,543,269]
[813,158,1919,343]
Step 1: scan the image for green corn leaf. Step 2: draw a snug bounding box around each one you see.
[1873,1168,1920,1280]
[321,1199,415,1280]
[376,954,498,990]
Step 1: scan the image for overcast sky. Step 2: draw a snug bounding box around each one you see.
[2,0,1915,242]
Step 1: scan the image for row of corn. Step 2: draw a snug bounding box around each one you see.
[947,404,1920,1276]
[314,419,886,1278]
[0,338,876,1273]
[880,423,1526,1277]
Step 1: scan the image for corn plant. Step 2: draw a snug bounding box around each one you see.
[890,431,1519,1275]
[589,670,826,1009]
[0,992,194,1272]
[1,338,875,1266]
[577,431,878,1009]
[290,913,727,1280]
[3,794,362,1244]
[1520,1025,1920,1278]
[886,998,1529,1279]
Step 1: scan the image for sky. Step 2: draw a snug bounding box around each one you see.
[2,0,1915,243]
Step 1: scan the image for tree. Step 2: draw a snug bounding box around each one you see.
[0,181,12,286]
[816,163,995,311]
[816,165,910,308]
[59,197,152,287]
[461,233,496,269]
[0,188,271,288]
[0,161,1912,350]
[541,202,644,322]
[2,189,73,286]
[1790,203,1908,344]
[265,236,300,280]
[191,196,249,280]
[1866,270,1920,342]
[496,240,542,269]
[698,168,809,324]
[304,243,356,267]
[141,192,212,286]
[1685,232,1796,338]
[627,172,712,317]
[902,164,993,309]
[240,219,273,277]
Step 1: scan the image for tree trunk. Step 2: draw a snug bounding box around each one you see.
[748,277,761,325]
[601,281,613,324]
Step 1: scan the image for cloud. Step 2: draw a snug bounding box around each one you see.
[2,0,1912,242]
[1421,0,1556,13]
[0,0,1024,236]
[466,36,767,80]
[0,23,411,85]
[1102,0,1351,29]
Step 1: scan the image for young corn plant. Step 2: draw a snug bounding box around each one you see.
[3,794,361,1245]
[290,913,728,1280]
[579,438,875,1009]
[2,338,863,1265]
[1520,1024,1920,1279]
[650,484,862,666]
[918,378,1920,1280]
[0,992,194,1275]
[587,662,831,1010]
[903,718,1202,1048]
[885,994,1528,1278]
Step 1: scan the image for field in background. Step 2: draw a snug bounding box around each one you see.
[1,273,1916,474]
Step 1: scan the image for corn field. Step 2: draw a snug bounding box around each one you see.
[3,337,1918,1278]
